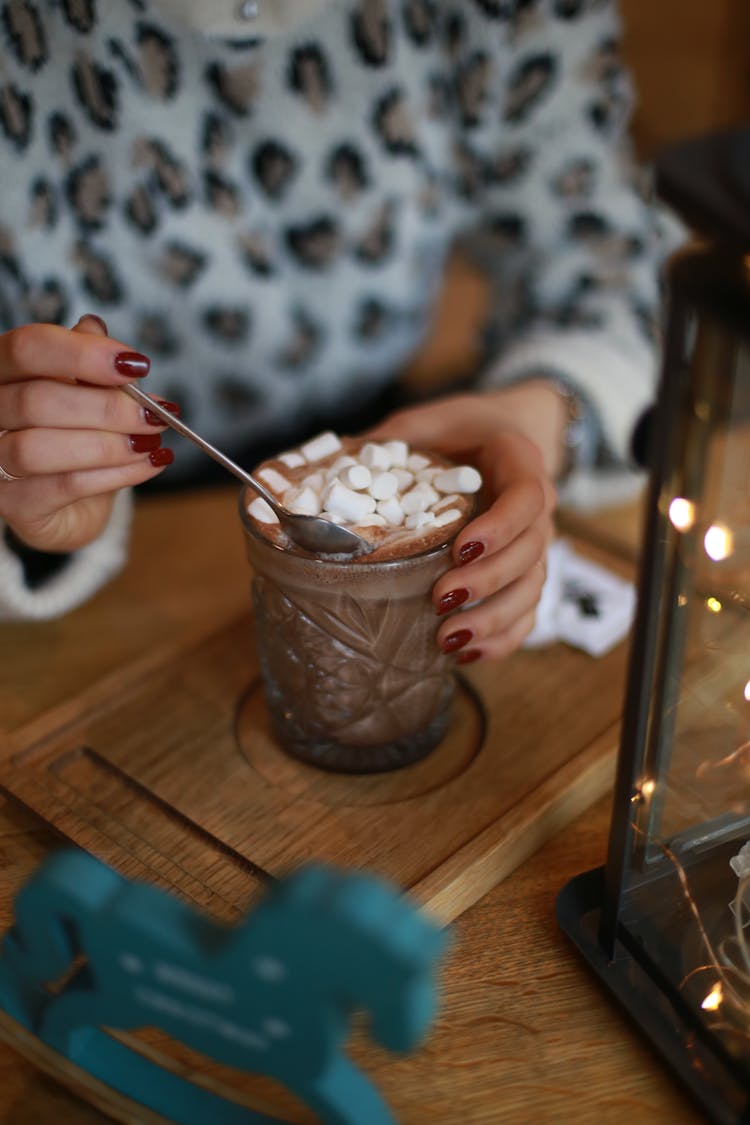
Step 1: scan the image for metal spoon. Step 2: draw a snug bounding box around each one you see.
[121,383,372,556]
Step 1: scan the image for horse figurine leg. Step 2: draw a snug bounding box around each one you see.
[39,977,127,1061]
[0,852,123,1033]
[293,1052,396,1125]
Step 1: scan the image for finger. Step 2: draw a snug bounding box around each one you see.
[1,458,174,527]
[0,378,176,434]
[72,313,109,339]
[444,609,539,666]
[0,321,150,386]
[436,556,545,644]
[437,562,544,661]
[434,516,549,614]
[0,426,172,479]
[448,477,551,571]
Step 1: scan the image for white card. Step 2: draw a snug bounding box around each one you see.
[556,550,637,657]
[523,540,636,657]
[523,538,570,648]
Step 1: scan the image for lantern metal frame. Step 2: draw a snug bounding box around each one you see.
[557,129,750,1125]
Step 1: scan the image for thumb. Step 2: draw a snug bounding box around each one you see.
[72,313,109,338]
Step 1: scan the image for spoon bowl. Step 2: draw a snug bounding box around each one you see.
[121,383,372,557]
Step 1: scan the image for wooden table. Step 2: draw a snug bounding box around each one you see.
[0,486,701,1124]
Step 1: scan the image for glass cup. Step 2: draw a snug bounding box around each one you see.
[239,488,461,773]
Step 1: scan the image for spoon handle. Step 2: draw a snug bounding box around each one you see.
[121,382,278,508]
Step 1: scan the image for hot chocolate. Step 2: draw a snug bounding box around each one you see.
[239,432,482,772]
[244,430,480,563]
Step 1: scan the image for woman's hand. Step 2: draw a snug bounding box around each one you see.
[368,382,566,663]
[0,315,175,555]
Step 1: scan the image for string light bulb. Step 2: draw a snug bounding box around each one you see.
[668,497,696,531]
[701,982,723,1011]
[631,779,656,804]
[704,524,734,562]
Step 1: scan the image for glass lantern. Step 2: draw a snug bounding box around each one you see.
[558,127,750,1123]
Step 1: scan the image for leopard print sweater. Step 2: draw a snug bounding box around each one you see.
[0,0,668,618]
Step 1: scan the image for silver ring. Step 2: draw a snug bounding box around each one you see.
[0,430,22,481]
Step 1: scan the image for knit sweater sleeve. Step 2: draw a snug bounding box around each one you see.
[0,489,132,621]
[448,0,679,480]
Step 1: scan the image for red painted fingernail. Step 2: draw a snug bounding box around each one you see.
[149,447,174,467]
[114,351,150,378]
[436,588,470,615]
[129,433,161,452]
[456,649,481,665]
[459,540,485,565]
[76,313,108,334]
[441,628,473,654]
[144,400,181,425]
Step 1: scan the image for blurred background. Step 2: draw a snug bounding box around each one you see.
[402,0,750,394]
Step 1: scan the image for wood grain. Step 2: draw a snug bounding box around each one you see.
[0,488,250,738]
[0,529,635,932]
[0,481,658,1124]
[0,790,703,1124]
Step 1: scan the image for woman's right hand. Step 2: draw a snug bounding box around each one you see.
[0,314,176,555]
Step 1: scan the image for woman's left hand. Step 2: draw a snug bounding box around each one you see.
[367,383,566,663]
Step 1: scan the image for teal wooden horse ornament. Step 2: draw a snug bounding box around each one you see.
[0,851,449,1124]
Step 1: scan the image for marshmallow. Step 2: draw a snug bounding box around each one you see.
[258,467,291,493]
[248,497,279,524]
[376,497,405,526]
[383,440,408,467]
[392,468,414,491]
[323,480,377,521]
[301,431,342,462]
[250,433,484,544]
[433,493,461,511]
[434,507,462,527]
[434,466,482,494]
[369,471,399,501]
[415,467,439,483]
[407,453,430,471]
[326,455,357,481]
[400,482,439,514]
[359,442,392,471]
[405,510,437,530]
[302,471,325,493]
[283,486,321,516]
[278,451,306,469]
[340,463,372,491]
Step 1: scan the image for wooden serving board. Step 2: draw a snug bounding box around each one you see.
[0,489,644,929]
[0,560,631,927]
[0,488,642,1125]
